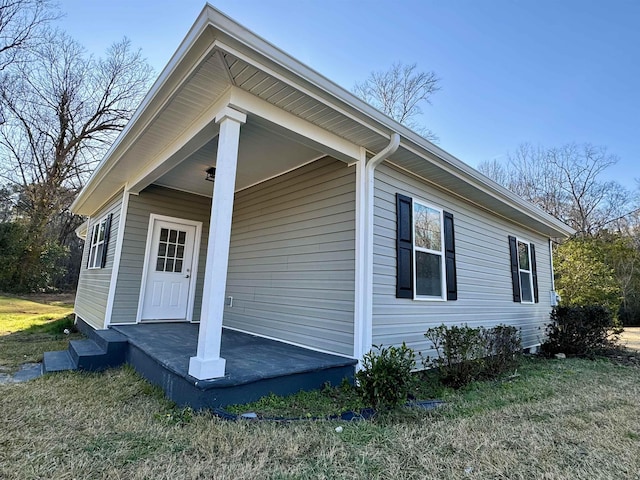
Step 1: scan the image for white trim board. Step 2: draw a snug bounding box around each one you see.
[104,191,131,328]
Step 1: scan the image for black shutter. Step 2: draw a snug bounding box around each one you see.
[530,243,539,303]
[100,214,113,268]
[508,235,521,302]
[87,224,95,269]
[396,194,413,298]
[443,211,457,300]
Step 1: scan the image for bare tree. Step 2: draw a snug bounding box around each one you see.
[354,62,440,141]
[0,0,58,71]
[478,142,631,236]
[0,29,154,240]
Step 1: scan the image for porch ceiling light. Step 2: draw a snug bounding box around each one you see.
[205,167,216,182]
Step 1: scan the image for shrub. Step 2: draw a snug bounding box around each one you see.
[554,238,622,317]
[540,305,621,357]
[423,325,484,388]
[481,325,522,376]
[355,343,416,410]
[423,324,522,388]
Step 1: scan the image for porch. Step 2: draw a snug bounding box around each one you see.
[43,321,357,409]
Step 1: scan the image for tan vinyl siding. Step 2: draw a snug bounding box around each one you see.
[74,192,123,329]
[111,186,211,324]
[224,157,356,356]
[373,163,554,356]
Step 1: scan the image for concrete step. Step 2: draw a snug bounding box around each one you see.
[43,350,77,373]
[69,338,127,371]
[69,339,108,370]
[92,329,128,357]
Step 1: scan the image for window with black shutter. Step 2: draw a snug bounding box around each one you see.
[396,194,413,298]
[396,193,457,301]
[508,236,539,303]
[87,213,113,269]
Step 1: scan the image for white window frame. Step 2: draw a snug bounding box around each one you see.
[87,216,108,269]
[517,238,535,304]
[412,199,446,301]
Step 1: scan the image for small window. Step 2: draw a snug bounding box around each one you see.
[413,201,445,299]
[87,215,111,269]
[508,235,539,304]
[517,240,534,303]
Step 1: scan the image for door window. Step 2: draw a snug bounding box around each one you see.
[155,228,187,273]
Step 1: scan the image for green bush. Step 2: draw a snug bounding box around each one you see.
[355,343,416,410]
[540,305,621,357]
[423,324,522,388]
[423,325,484,388]
[481,325,522,376]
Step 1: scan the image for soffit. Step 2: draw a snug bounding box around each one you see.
[388,145,572,238]
[221,52,390,153]
[74,9,573,239]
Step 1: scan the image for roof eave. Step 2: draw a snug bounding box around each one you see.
[195,6,574,238]
[72,4,575,239]
[71,4,217,215]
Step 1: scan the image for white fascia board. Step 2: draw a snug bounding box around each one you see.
[396,142,575,238]
[71,6,217,215]
[73,3,574,238]
[204,6,574,238]
[227,86,361,163]
[126,88,232,194]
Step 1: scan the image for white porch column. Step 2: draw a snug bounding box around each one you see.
[188,106,246,380]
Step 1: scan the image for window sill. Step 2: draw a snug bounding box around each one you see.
[413,296,447,302]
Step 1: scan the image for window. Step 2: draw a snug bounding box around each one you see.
[396,193,457,301]
[508,236,538,303]
[155,228,187,273]
[517,240,533,302]
[413,201,445,299]
[87,214,112,269]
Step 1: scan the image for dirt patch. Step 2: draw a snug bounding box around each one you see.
[620,327,640,351]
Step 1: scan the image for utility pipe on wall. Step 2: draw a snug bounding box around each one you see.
[354,133,400,361]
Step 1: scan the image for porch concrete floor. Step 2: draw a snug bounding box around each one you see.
[111,323,356,388]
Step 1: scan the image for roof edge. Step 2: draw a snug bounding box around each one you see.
[196,5,574,237]
[72,4,215,214]
[72,4,575,239]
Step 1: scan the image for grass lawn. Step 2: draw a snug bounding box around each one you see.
[1,359,640,478]
[2,296,640,478]
[0,294,81,372]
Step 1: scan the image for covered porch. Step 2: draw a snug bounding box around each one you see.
[44,320,357,409]
[71,6,384,383]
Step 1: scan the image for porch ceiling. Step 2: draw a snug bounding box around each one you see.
[154,117,323,197]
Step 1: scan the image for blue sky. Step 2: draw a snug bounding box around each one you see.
[57,0,639,189]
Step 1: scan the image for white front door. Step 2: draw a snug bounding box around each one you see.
[141,218,198,321]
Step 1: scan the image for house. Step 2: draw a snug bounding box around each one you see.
[46,4,574,407]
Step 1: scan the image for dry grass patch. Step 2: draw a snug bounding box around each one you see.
[1,358,640,479]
